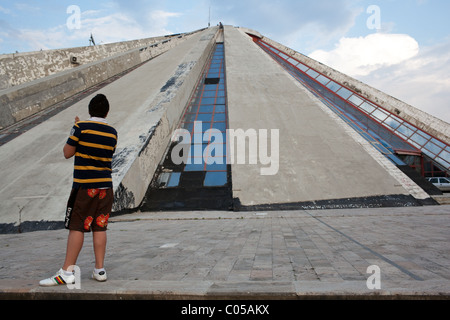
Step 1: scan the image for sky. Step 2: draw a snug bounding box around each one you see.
[1,0,449,123]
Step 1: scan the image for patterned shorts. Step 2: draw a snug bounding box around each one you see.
[65,188,113,233]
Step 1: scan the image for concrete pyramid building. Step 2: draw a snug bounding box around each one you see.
[1,25,449,231]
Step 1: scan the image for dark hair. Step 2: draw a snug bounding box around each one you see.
[89,94,110,118]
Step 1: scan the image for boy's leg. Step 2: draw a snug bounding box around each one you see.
[62,230,84,271]
[93,231,107,269]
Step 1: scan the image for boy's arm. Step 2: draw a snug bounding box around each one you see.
[63,144,77,159]
[64,116,80,159]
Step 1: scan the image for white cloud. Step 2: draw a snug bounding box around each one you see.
[309,33,420,77]
[149,10,183,35]
[80,9,182,44]
[308,32,450,123]
[8,8,183,52]
[358,39,450,124]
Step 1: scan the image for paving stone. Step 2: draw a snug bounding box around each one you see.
[0,206,449,299]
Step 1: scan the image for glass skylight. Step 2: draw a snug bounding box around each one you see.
[162,43,229,188]
[255,38,450,174]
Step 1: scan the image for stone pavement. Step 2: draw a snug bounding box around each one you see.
[0,205,449,300]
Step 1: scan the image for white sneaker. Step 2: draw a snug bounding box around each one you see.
[39,268,75,287]
[92,270,107,282]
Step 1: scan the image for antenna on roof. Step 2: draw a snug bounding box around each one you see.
[208,4,211,27]
[89,33,96,46]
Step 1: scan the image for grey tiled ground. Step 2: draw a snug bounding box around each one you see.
[1,206,449,299]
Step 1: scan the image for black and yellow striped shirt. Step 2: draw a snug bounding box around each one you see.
[67,119,118,189]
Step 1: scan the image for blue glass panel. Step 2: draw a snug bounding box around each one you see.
[418,130,431,141]
[384,116,401,130]
[216,97,226,104]
[360,101,375,114]
[214,105,226,113]
[297,63,309,72]
[348,95,364,106]
[279,52,289,60]
[387,154,406,166]
[326,81,341,92]
[410,132,429,147]
[206,161,227,171]
[185,163,205,172]
[184,113,198,122]
[204,172,228,187]
[212,122,227,132]
[336,87,352,100]
[316,75,330,85]
[157,172,170,186]
[425,141,442,155]
[191,133,204,144]
[396,124,415,138]
[203,90,217,98]
[372,109,388,122]
[199,122,212,132]
[204,132,226,144]
[200,105,215,113]
[287,57,298,65]
[213,113,227,122]
[438,150,450,164]
[422,148,434,159]
[192,121,207,132]
[306,69,319,78]
[197,113,214,122]
[201,97,216,105]
[167,173,181,188]
[182,122,194,131]
[205,144,226,158]
[431,137,446,149]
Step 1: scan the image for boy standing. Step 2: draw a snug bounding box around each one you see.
[40,94,118,286]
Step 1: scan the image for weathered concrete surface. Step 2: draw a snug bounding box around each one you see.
[224,26,427,207]
[0,206,449,299]
[0,30,201,130]
[0,27,218,227]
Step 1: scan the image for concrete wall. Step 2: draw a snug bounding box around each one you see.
[112,28,219,212]
[0,30,203,130]
[0,33,198,89]
[248,29,450,145]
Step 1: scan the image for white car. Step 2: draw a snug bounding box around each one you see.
[427,177,450,192]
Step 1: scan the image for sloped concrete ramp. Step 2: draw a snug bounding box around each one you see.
[224,26,431,208]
